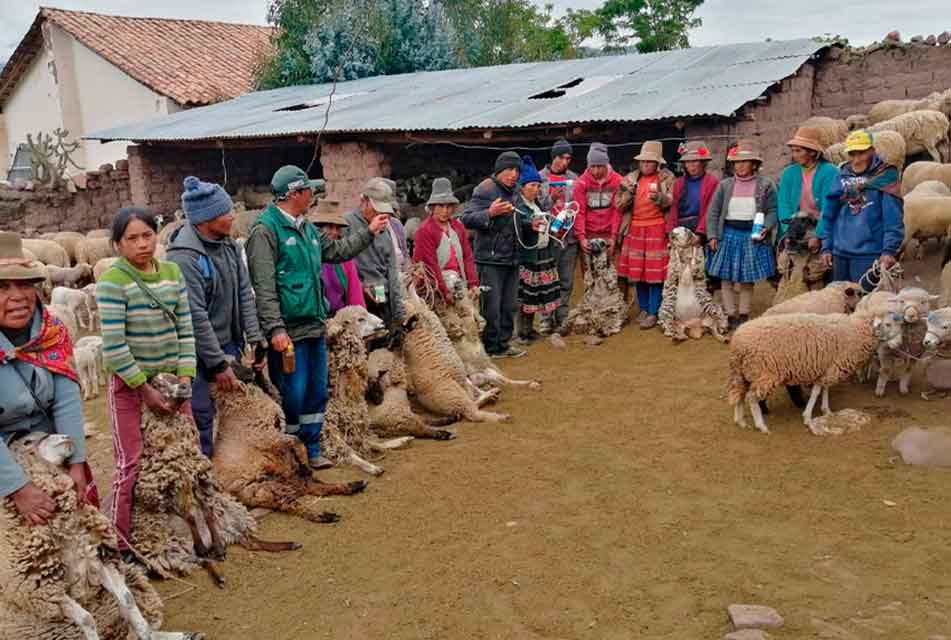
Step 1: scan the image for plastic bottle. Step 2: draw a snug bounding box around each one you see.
[282,343,296,374]
[750,212,766,239]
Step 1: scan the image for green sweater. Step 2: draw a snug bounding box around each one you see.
[97,257,197,388]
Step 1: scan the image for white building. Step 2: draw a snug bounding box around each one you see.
[0,7,272,180]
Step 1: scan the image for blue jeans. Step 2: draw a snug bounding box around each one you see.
[832,254,878,292]
[636,282,663,316]
[191,341,243,457]
[267,337,328,459]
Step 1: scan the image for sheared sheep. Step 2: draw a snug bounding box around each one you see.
[563,238,627,337]
[93,257,119,282]
[901,160,951,196]
[85,229,110,239]
[75,335,104,387]
[0,433,202,640]
[46,263,93,289]
[825,130,907,169]
[75,237,115,267]
[22,239,70,267]
[727,309,904,435]
[765,281,862,316]
[846,114,871,131]
[366,349,456,440]
[49,231,86,266]
[867,110,950,162]
[802,116,849,148]
[658,227,728,341]
[212,365,367,521]
[897,180,951,260]
[868,89,951,124]
[51,286,95,331]
[47,303,79,342]
[129,373,301,584]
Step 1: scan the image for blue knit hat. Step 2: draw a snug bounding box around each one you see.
[181,176,234,224]
[518,155,542,185]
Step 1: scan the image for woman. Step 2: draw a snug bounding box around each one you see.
[670,140,720,238]
[705,139,779,329]
[616,140,675,329]
[97,207,196,549]
[778,126,839,243]
[0,231,95,525]
[412,177,479,305]
[514,156,560,343]
[314,205,365,315]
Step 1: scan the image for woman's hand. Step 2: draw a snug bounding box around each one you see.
[821,252,833,268]
[67,463,87,504]
[807,237,821,253]
[140,382,172,415]
[270,331,291,353]
[580,239,590,254]
[12,482,56,525]
[708,238,719,252]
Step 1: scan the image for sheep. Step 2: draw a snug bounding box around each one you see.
[801,116,849,148]
[0,432,202,640]
[21,238,70,267]
[845,114,870,131]
[941,251,951,307]
[156,213,184,246]
[75,335,104,387]
[323,306,415,476]
[923,306,951,350]
[824,130,907,169]
[867,110,950,162]
[563,238,627,337]
[891,426,951,466]
[211,365,366,522]
[897,180,951,260]
[230,207,263,240]
[129,373,301,584]
[727,309,904,435]
[49,231,86,265]
[86,229,111,239]
[73,344,101,400]
[94,257,119,281]
[47,303,79,342]
[658,227,728,342]
[81,283,99,332]
[51,286,95,331]
[902,161,951,197]
[366,348,457,441]
[46,263,93,289]
[765,281,862,316]
[868,89,951,124]
[75,237,115,267]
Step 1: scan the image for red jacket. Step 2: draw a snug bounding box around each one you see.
[669,172,720,235]
[573,167,623,243]
[412,216,479,302]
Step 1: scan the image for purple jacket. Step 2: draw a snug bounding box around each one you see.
[321,259,365,314]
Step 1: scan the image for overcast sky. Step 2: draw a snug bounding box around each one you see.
[3,0,950,62]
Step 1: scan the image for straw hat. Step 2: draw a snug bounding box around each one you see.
[311,200,348,226]
[727,139,763,163]
[678,140,712,162]
[786,126,825,153]
[0,232,46,282]
[426,177,460,207]
[634,140,667,165]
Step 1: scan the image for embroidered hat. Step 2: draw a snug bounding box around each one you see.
[0,232,47,282]
[727,139,763,163]
[845,129,874,153]
[678,140,712,162]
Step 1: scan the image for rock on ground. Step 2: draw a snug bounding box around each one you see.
[892,427,951,466]
[728,604,784,630]
[724,630,772,640]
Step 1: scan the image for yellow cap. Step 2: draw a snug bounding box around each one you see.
[845,130,874,153]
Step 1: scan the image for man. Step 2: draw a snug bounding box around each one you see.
[462,151,542,358]
[540,138,580,332]
[246,165,388,469]
[573,142,623,265]
[166,176,266,457]
[820,130,904,290]
[345,178,404,328]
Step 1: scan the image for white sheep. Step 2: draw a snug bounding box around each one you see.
[824,130,906,169]
[21,238,70,267]
[802,116,849,148]
[46,263,93,289]
[75,335,104,387]
[75,237,115,267]
[727,309,904,435]
[85,228,111,239]
[73,344,101,400]
[81,283,99,332]
[868,89,951,124]
[93,257,119,282]
[845,114,870,131]
[867,110,950,162]
[0,432,202,640]
[51,285,94,331]
[901,160,951,197]
[47,303,79,342]
[49,231,86,265]
[765,281,862,316]
[898,180,951,260]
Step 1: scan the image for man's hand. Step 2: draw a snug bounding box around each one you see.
[12,482,56,525]
[580,238,590,254]
[708,238,719,253]
[880,254,897,270]
[214,366,240,392]
[606,238,615,253]
[807,237,821,253]
[140,382,173,415]
[271,331,291,353]
[821,252,834,268]
[67,463,87,505]
[488,198,514,218]
[368,214,389,235]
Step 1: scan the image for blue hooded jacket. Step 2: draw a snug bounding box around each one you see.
[820,155,904,258]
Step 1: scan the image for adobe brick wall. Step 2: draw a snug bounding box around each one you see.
[321,142,391,207]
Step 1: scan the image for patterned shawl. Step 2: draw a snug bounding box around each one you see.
[0,308,78,383]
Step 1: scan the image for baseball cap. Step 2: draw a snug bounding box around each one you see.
[360,178,395,214]
[845,130,874,153]
[271,165,325,197]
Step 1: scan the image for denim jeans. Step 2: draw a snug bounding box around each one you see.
[833,254,879,292]
[267,337,328,459]
[191,341,243,457]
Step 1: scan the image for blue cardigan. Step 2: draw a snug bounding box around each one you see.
[777,160,839,238]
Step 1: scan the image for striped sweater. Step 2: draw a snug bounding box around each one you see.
[97,257,197,388]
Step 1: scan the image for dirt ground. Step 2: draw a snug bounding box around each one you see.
[79,251,951,640]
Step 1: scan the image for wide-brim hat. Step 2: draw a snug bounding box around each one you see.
[786,126,825,153]
[311,200,348,226]
[0,232,46,282]
[679,140,712,162]
[634,140,667,165]
[426,177,460,206]
[727,139,763,163]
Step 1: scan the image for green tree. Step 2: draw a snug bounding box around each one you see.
[257,0,341,89]
[596,0,704,53]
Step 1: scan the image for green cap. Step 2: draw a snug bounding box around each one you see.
[271,165,325,198]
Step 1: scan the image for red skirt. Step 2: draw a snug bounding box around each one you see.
[617,221,668,283]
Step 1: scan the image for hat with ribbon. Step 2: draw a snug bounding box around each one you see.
[786,126,825,153]
[727,139,763,163]
[678,140,712,162]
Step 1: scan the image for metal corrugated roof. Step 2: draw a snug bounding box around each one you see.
[86,38,827,143]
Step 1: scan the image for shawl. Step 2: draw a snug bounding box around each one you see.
[0,309,78,383]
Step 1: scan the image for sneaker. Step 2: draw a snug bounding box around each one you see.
[309,456,334,470]
[640,314,658,330]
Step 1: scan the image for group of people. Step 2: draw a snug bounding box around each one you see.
[0,122,905,547]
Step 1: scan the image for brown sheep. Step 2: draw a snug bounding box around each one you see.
[75,237,115,267]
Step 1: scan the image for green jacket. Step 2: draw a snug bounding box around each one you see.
[246,203,372,341]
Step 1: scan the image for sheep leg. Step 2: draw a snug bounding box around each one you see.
[303,478,368,497]
[238,534,302,552]
[61,595,100,640]
[875,371,889,397]
[733,401,748,428]
[925,142,942,163]
[287,498,341,523]
[821,387,831,416]
[746,395,769,434]
[462,406,511,423]
[474,387,501,407]
[803,385,829,435]
[344,450,385,476]
[183,510,210,558]
[899,367,913,395]
[97,561,164,640]
[369,436,414,451]
[481,367,542,390]
[202,508,228,561]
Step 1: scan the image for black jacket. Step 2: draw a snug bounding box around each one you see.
[462,177,533,266]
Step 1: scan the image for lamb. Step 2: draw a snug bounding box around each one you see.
[47,303,79,342]
[563,238,627,337]
[824,130,907,169]
[897,180,951,259]
[73,344,101,400]
[0,433,202,640]
[765,281,862,316]
[46,263,93,289]
[366,348,456,440]
[801,116,849,148]
[22,238,70,267]
[212,366,367,521]
[129,373,300,583]
[868,89,951,124]
[75,335,104,388]
[94,257,119,281]
[658,227,728,342]
[51,285,95,331]
[75,237,115,267]
[845,114,871,131]
[867,110,950,162]
[727,309,904,435]
[901,161,951,197]
[82,283,99,331]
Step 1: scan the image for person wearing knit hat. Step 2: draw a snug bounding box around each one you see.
[587,142,610,167]
[462,151,543,358]
[166,176,267,457]
[540,139,580,333]
[514,156,561,345]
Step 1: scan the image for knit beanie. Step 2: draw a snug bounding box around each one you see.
[587,142,610,166]
[519,156,542,185]
[551,138,573,159]
[181,176,234,225]
[494,151,522,175]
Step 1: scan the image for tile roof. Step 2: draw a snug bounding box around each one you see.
[0,7,274,108]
